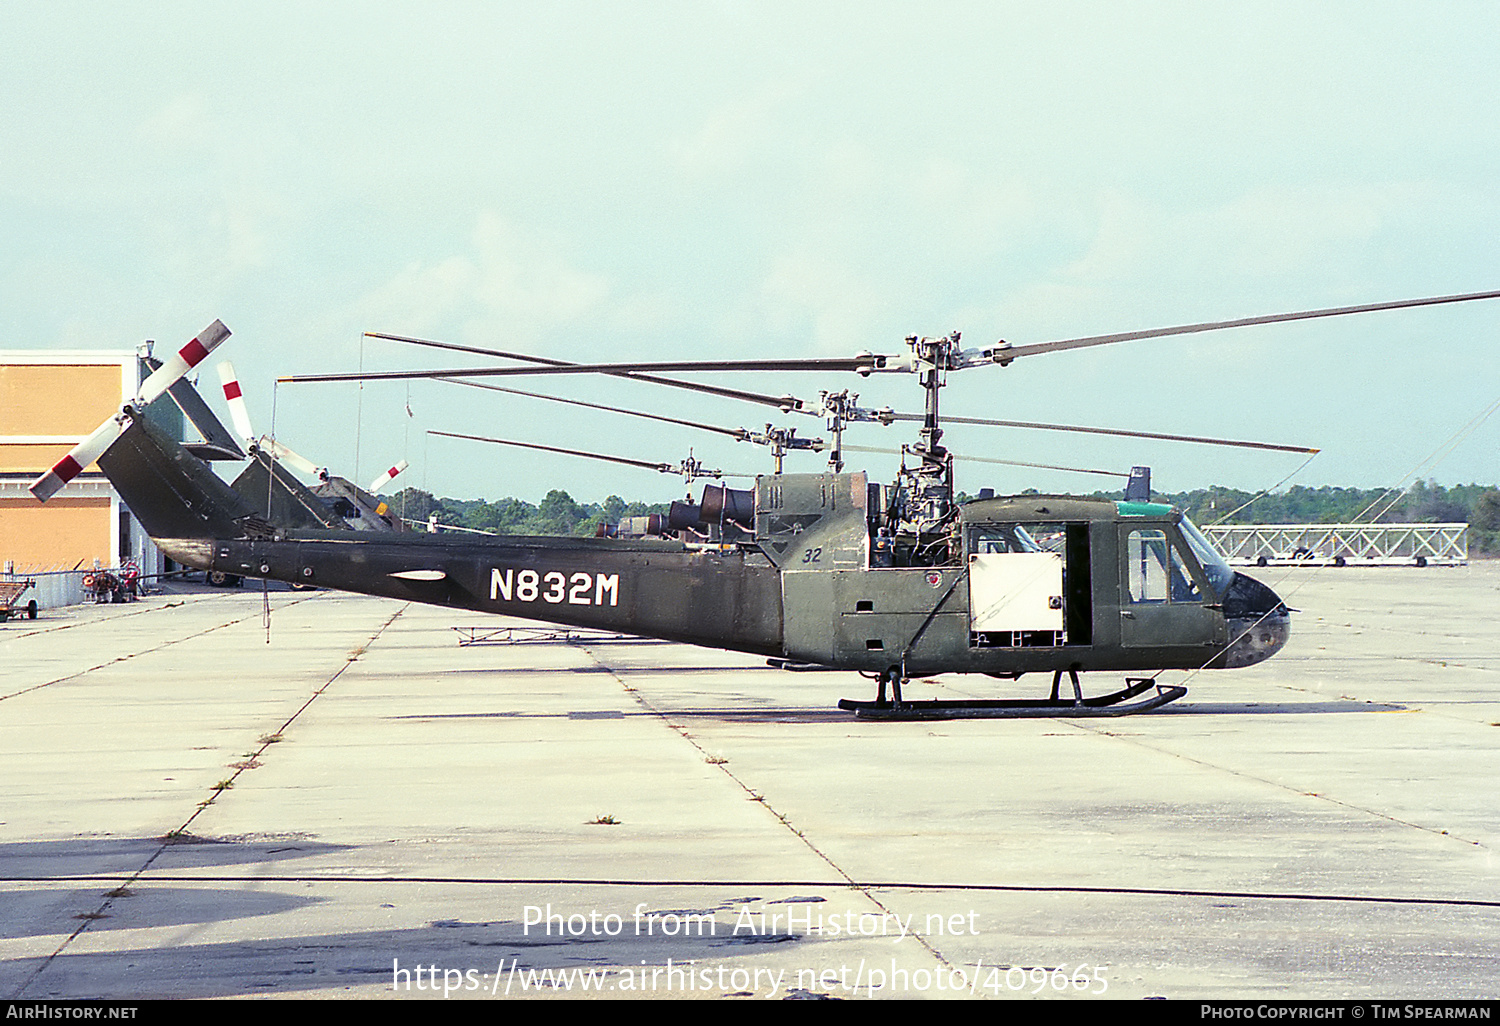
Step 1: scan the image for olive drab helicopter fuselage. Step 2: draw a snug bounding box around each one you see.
[33,291,1500,718]
[87,400,1288,719]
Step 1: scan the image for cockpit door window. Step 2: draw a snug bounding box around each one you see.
[1125,529,1203,603]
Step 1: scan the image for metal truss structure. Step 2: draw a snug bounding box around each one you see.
[1202,523,1468,567]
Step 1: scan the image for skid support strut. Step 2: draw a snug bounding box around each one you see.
[1050,668,1085,703]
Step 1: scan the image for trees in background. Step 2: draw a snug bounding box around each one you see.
[377,481,1500,555]
[379,487,668,537]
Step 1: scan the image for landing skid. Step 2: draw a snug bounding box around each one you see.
[766,657,837,672]
[838,673,1186,721]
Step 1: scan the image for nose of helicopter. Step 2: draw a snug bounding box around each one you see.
[1219,571,1292,668]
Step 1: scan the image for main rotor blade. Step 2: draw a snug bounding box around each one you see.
[432,430,752,479]
[843,444,1124,478]
[441,378,750,440]
[1000,289,1500,362]
[431,429,676,474]
[363,332,815,412]
[286,355,885,385]
[879,411,1319,454]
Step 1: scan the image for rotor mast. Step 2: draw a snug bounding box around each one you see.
[899,332,961,532]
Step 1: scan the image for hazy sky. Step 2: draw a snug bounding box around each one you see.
[4,2,1498,504]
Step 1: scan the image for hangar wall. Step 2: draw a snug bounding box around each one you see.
[0,350,162,579]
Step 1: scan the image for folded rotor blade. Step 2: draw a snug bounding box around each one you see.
[30,319,231,502]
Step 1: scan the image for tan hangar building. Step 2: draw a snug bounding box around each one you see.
[0,349,170,575]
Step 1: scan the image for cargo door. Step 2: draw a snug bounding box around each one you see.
[968,551,1065,648]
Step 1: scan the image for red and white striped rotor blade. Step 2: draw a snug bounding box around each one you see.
[216,361,256,444]
[368,460,409,493]
[136,320,231,406]
[261,437,323,478]
[29,415,130,502]
[32,319,231,502]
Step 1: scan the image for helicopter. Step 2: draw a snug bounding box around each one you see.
[28,289,1500,719]
[128,352,414,585]
[213,361,411,538]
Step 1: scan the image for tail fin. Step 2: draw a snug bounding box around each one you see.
[229,453,354,531]
[312,475,409,533]
[96,413,260,542]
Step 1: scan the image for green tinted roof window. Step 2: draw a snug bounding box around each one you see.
[1116,501,1174,517]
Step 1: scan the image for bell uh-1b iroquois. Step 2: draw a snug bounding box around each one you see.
[30,289,1500,719]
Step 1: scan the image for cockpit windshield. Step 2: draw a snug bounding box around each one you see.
[1178,515,1235,598]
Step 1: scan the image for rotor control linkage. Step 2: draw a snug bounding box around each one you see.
[746,425,824,473]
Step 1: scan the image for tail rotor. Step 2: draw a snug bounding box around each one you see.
[368,461,409,494]
[216,360,327,479]
[31,320,231,502]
